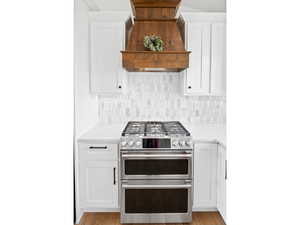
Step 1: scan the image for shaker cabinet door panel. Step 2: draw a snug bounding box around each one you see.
[185,23,211,95]
[79,160,118,208]
[193,143,218,209]
[183,17,226,96]
[211,23,226,96]
[90,22,125,94]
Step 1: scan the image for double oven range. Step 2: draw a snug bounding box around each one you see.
[119,121,193,223]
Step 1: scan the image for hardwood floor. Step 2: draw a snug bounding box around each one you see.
[78,212,225,225]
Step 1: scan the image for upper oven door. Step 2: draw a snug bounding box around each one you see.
[121,150,192,180]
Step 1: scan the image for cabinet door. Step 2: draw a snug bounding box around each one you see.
[193,143,218,209]
[90,22,125,94]
[211,23,226,96]
[79,160,118,208]
[184,23,211,95]
[217,144,226,222]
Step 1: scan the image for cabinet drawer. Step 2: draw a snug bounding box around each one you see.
[78,143,118,161]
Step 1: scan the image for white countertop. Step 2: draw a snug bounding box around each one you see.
[78,123,126,144]
[182,123,226,148]
[78,122,226,148]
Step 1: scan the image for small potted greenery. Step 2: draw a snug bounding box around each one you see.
[144,35,164,52]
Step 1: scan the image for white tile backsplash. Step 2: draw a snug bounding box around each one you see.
[97,72,226,125]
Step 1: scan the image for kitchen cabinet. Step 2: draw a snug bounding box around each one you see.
[182,13,226,96]
[184,23,211,95]
[217,144,226,222]
[211,23,226,96]
[79,160,118,208]
[78,142,118,209]
[90,20,126,95]
[193,143,218,210]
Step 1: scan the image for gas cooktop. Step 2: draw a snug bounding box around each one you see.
[121,121,191,137]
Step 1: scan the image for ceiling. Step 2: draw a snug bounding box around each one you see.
[85,0,226,12]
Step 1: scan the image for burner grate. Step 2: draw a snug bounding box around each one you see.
[121,121,190,137]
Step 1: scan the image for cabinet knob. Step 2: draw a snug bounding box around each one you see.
[188,86,192,89]
[118,85,122,89]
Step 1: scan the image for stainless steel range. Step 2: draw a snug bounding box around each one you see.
[120,121,193,224]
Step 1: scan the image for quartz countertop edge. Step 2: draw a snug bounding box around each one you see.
[77,123,226,148]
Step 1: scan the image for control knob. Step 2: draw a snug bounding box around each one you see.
[135,141,141,147]
[186,141,193,147]
[121,141,127,147]
[179,140,186,147]
[128,140,134,147]
[172,140,179,147]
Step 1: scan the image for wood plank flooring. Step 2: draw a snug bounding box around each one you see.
[78,212,225,225]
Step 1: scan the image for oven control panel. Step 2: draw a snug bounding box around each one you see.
[120,137,193,150]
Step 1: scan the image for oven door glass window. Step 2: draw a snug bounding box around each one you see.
[125,188,188,213]
[125,159,189,175]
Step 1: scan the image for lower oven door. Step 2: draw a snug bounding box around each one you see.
[121,150,192,180]
[120,180,192,224]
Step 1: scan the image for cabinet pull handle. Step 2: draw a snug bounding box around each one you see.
[89,146,107,149]
[225,160,227,180]
[113,167,116,185]
[188,86,192,89]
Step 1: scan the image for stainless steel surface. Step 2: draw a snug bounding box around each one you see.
[120,150,193,180]
[120,136,193,150]
[122,184,192,188]
[120,121,193,224]
[121,213,192,223]
[122,153,192,158]
[120,180,192,224]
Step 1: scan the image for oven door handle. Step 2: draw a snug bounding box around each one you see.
[122,153,192,158]
[122,184,192,189]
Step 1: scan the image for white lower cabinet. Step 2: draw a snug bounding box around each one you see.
[78,142,118,209]
[217,144,226,222]
[79,160,118,208]
[193,143,218,209]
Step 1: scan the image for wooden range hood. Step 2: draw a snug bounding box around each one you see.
[121,0,191,72]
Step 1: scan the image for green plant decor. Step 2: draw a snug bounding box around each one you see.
[144,35,164,52]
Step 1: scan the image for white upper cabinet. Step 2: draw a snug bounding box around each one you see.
[211,23,226,96]
[184,23,211,95]
[90,15,127,95]
[182,13,226,96]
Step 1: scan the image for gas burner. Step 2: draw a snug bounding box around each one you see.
[121,121,190,137]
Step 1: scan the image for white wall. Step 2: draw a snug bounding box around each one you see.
[97,73,226,125]
[184,0,226,12]
[90,0,226,12]
[74,0,98,137]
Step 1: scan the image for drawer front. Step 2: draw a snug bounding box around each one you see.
[78,143,118,161]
